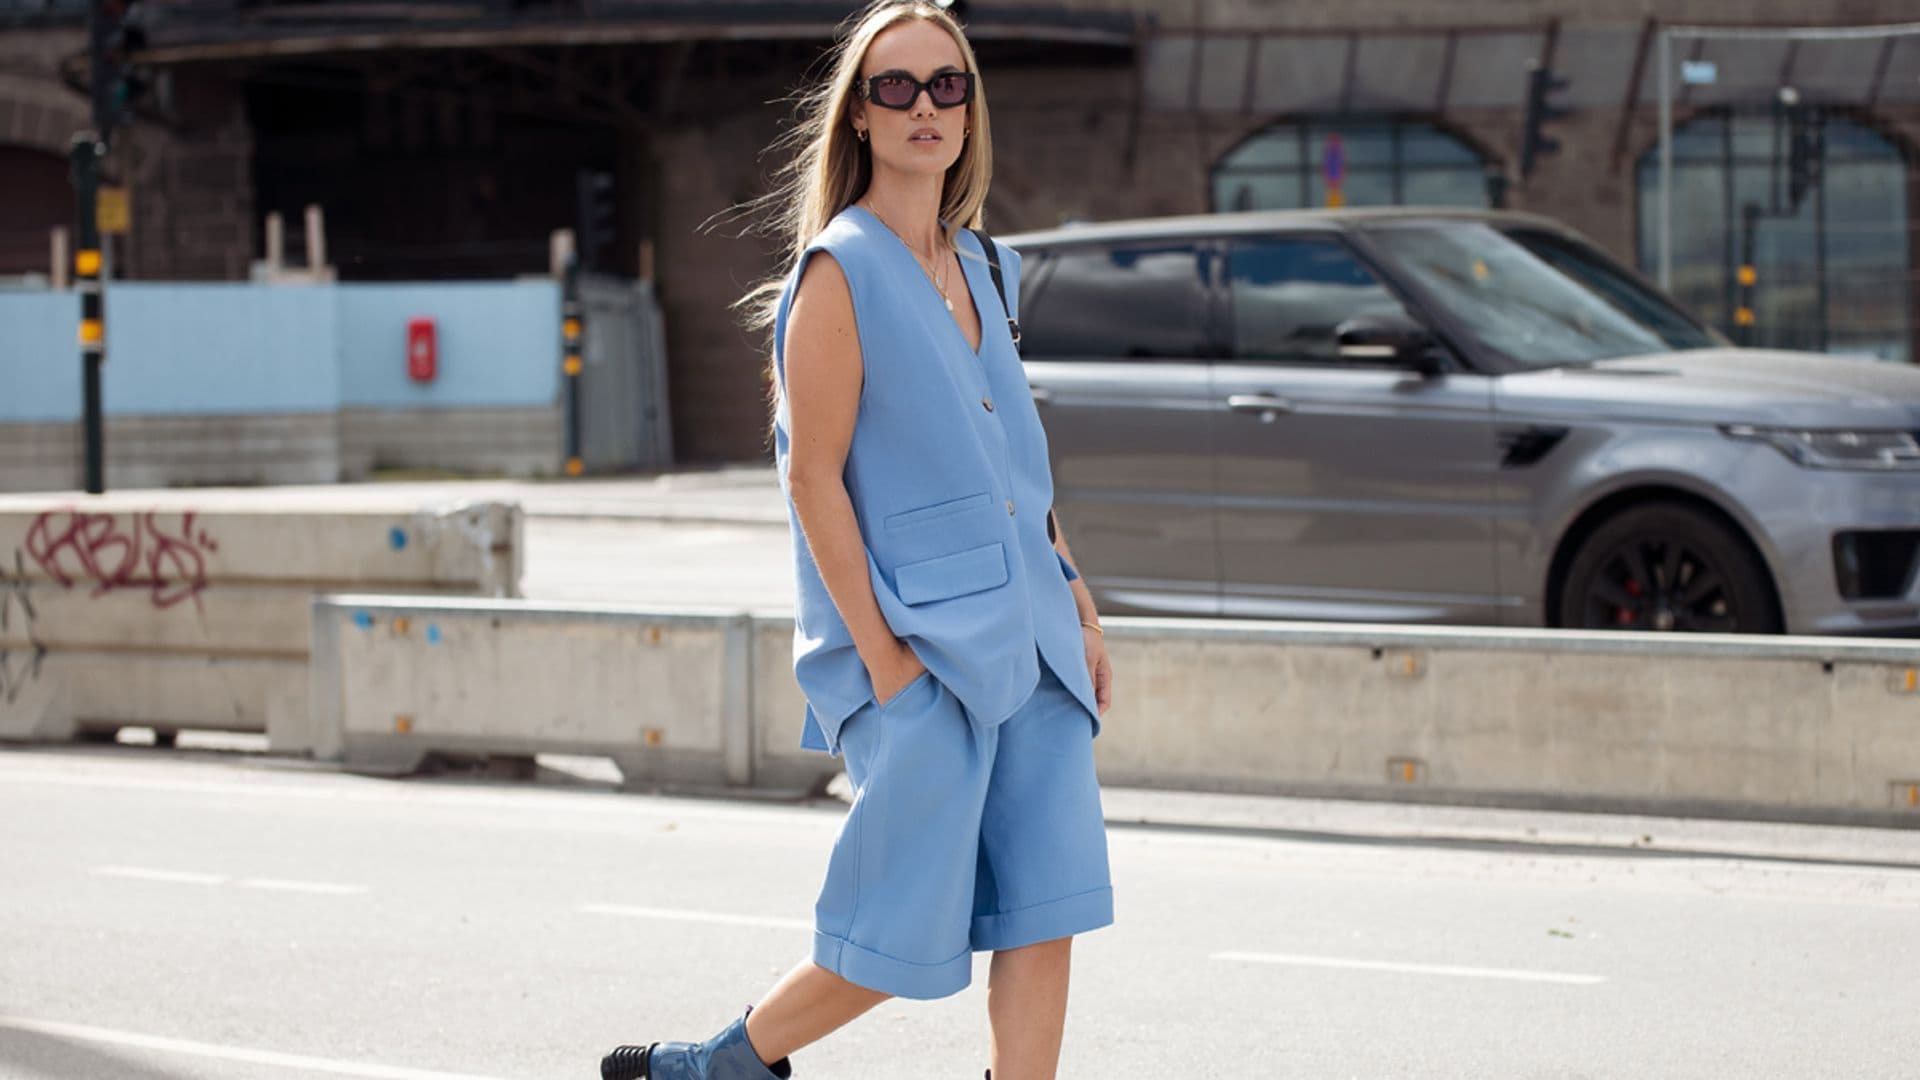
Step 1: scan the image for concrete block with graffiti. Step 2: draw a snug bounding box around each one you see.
[0,496,521,744]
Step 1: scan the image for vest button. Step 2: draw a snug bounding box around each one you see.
[1006,499,1015,515]
[982,397,994,412]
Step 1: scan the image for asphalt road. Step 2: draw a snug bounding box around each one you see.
[521,518,795,610]
[4,745,1918,1079]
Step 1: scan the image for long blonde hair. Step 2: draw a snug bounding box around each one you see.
[727,0,995,445]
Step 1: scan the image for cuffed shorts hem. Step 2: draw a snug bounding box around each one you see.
[812,929,972,1001]
[970,885,1115,953]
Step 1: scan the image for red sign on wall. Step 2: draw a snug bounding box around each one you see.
[407,318,437,383]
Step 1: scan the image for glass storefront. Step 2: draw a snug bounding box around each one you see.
[1637,111,1912,364]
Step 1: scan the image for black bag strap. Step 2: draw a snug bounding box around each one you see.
[969,226,1052,542]
[967,226,1021,351]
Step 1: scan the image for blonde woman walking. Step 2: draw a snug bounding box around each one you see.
[600,3,1113,1076]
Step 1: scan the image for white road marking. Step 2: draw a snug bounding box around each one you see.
[238,877,370,895]
[91,865,226,885]
[1212,951,1606,985]
[0,763,835,828]
[580,903,811,931]
[0,1015,517,1080]
[88,866,366,894]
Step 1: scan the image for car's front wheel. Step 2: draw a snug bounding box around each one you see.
[1558,502,1781,634]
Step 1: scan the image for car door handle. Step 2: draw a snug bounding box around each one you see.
[1227,393,1295,415]
[1030,386,1054,406]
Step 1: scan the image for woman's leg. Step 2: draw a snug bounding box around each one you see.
[743,960,892,1063]
[985,936,1073,1080]
[972,660,1110,1080]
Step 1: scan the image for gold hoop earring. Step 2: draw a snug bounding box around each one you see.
[856,128,869,142]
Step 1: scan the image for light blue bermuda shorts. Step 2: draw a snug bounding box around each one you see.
[810,650,1114,1000]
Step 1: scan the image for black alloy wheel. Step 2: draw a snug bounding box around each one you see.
[1558,502,1782,634]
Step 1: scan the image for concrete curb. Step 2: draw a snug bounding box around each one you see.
[9,741,1919,870]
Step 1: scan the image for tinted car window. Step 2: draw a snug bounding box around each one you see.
[1505,228,1722,351]
[1020,243,1211,360]
[1371,223,1670,366]
[1227,236,1413,364]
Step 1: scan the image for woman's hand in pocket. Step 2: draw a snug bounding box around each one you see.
[870,640,929,707]
[1084,624,1112,716]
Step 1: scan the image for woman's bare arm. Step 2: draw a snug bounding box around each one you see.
[782,252,919,693]
[1051,512,1112,714]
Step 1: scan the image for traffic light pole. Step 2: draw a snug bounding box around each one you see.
[71,133,106,495]
[561,255,585,478]
[73,0,117,494]
[1736,202,1760,347]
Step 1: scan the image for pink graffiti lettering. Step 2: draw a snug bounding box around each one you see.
[23,510,220,610]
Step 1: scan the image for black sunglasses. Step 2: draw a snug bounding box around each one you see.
[858,70,975,110]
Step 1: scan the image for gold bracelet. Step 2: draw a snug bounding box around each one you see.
[1079,620,1104,635]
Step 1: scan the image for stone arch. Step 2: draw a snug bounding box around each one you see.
[1210,116,1499,212]
[0,79,90,158]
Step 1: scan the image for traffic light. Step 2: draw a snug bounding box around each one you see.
[1520,62,1569,183]
[575,169,616,274]
[1785,104,1822,212]
[91,0,148,144]
[1484,167,1511,210]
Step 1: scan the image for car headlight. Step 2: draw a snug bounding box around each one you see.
[1721,425,1920,470]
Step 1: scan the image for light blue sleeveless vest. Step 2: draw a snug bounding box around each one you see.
[770,205,1100,755]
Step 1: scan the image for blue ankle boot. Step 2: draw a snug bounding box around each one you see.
[600,1011,792,1080]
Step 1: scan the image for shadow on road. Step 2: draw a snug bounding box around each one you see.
[0,1023,202,1080]
[1105,815,1920,873]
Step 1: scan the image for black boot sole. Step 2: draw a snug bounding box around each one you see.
[600,1042,653,1080]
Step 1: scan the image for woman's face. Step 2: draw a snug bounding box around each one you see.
[852,19,971,181]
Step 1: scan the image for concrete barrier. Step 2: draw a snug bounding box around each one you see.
[0,496,521,744]
[306,597,834,795]
[1086,618,1920,825]
[306,599,1920,824]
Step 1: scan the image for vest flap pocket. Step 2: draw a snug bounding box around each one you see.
[895,541,1009,606]
[883,491,992,530]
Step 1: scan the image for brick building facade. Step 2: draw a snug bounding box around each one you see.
[3,0,1915,465]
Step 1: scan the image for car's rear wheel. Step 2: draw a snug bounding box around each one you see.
[1558,502,1781,634]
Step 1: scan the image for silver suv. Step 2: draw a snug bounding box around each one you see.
[1005,209,1920,637]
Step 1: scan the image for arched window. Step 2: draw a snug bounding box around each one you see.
[1637,111,1911,363]
[1211,121,1492,213]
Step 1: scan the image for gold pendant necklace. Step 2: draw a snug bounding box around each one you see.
[932,260,953,311]
[862,201,953,310]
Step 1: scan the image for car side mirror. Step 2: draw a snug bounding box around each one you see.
[1335,314,1444,375]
